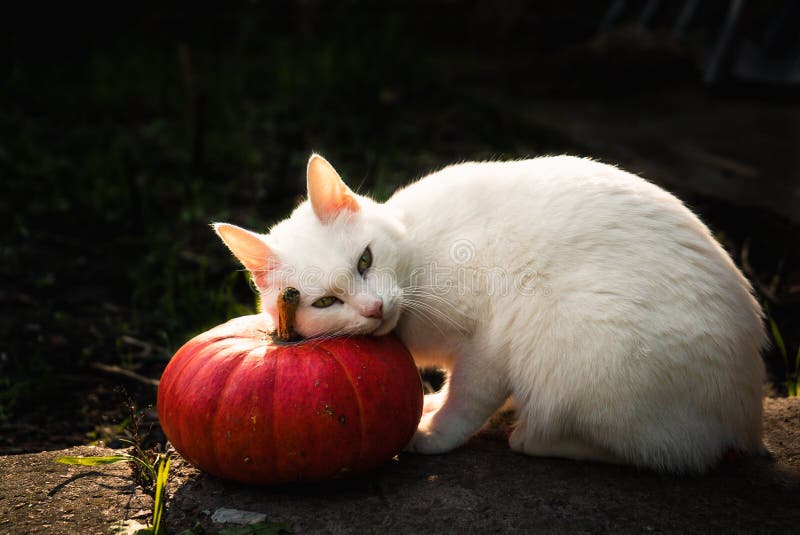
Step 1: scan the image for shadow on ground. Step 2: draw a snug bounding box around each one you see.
[164,398,799,534]
[1,399,797,533]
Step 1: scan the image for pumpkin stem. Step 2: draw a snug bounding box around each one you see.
[276,287,301,341]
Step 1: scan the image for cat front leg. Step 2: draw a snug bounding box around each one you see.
[408,358,508,454]
[422,381,449,415]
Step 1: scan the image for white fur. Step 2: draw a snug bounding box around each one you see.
[216,155,767,473]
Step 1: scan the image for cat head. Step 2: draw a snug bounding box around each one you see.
[214,154,406,338]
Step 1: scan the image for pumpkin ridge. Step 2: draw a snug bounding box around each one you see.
[320,340,366,470]
[271,342,284,480]
[160,338,228,463]
[208,350,248,476]
[161,347,199,460]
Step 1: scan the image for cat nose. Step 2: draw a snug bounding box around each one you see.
[362,300,383,319]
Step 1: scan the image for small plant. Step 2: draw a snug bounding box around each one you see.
[768,315,800,396]
[146,453,171,535]
[55,451,171,534]
[54,401,171,533]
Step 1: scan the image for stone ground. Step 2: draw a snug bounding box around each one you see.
[0,446,152,534]
[1,398,798,534]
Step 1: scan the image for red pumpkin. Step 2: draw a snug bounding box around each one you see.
[157,314,423,484]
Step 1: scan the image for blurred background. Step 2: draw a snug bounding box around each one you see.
[1,0,798,453]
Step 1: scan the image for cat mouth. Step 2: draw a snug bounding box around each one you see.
[372,322,393,336]
[371,307,400,336]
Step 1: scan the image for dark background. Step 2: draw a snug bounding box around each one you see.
[1,1,798,453]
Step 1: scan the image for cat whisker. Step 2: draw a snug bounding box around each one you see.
[400,293,466,323]
[400,287,473,328]
[400,303,449,337]
[399,293,470,334]
[403,292,468,318]
[403,305,466,334]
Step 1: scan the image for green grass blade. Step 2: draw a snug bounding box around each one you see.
[768,316,788,366]
[152,455,171,535]
[795,344,800,374]
[118,438,158,482]
[128,455,158,484]
[54,455,131,466]
[119,438,150,465]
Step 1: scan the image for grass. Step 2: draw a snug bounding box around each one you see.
[54,399,171,532]
[52,399,295,534]
[55,450,171,533]
[768,313,800,396]
[1,6,579,433]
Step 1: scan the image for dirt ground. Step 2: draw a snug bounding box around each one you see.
[1,397,798,534]
[0,446,152,534]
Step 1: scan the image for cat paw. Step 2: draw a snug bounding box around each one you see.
[422,392,446,415]
[406,417,466,454]
[508,426,525,453]
[406,429,454,454]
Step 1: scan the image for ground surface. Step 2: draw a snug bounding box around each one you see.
[0,446,152,534]
[2,398,798,534]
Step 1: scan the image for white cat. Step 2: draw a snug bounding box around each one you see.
[214,154,767,473]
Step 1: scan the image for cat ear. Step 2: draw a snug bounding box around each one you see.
[306,154,360,224]
[213,223,276,287]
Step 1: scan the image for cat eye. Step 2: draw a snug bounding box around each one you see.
[312,295,340,308]
[357,247,372,276]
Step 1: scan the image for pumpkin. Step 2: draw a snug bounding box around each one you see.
[157,288,423,485]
